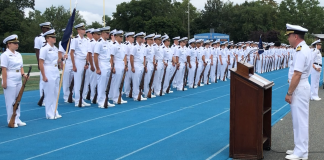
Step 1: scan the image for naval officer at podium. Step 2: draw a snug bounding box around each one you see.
[284,24,312,160]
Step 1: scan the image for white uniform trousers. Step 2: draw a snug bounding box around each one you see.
[82,67,90,98]
[144,62,154,97]
[257,56,262,73]
[153,60,163,95]
[171,65,177,88]
[110,61,125,103]
[132,62,144,99]
[3,71,22,124]
[290,79,310,158]
[219,58,227,81]
[96,60,111,106]
[310,67,321,99]
[228,58,234,79]
[195,62,203,86]
[188,62,197,87]
[176,62,186,90]
[275,57,281,70]
[43,65,60,118]
[89,58,97,101]
[210,58,217,83]
[124,61,132,96]
[163,62,173,92]
[203,61,211,84]
[73,57,87,105]
[62,60,74,101]
[217,59,222,80]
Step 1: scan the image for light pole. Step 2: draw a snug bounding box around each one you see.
[188,0,190,39]
[103,0,106,27]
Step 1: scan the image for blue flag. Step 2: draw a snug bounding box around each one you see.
[258,35,264,54]
[61,8,76,51]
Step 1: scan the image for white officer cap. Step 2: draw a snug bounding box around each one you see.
[195,39,202,43]
[162,35,170,42]
[91,29,101,34]
[161,34,168,40]
[100,27,111,33]
[3,34,19,44]
[212,41,217,45]
[144,33,155,40]
[86,28,94,33]
[125,32,135,37]
[204,40,210,44]
[134,32,146,38]
[154,35,162,40]
[43,29,56,37]
[285,24,308,36]
[312,39,321,45]
[224,41,228,44]
[110,29,117,35]
[173,36,180,40]
[182,37,188,41]
[74,23,85,30]
[220,41,225,46]
[188,38,196,44]
[39,22,51,28]
[113,30,124,36]
[179,37,187,42]
[242,45,247,48]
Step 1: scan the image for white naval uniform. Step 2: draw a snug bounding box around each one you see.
[124,41,132,96]
[216,47,222,79]
[88,38,98,101]
[39,43,60,118]
[210,47,217,83]
[130,42,145,99]
[34,33,46,98]
[187,46,197,87]
[310,48,322,99]
[195,47,204,86]
[110,42,126,103]
[175,46,187,90]
[171,44,178,88]
[83,38,91,99]
[1,49,24,124]
[162,45,173,92]
[70,34,89,105]
[203,47,211,84]
[153,43,164,95]
[144,44,155,97]
[219,48,227,81]
[227,49,235,78]
[94,38,112,106]
[59,41,74,101]
[288,41,312,158]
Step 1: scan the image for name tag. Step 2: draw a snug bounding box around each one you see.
[103,46,107,49]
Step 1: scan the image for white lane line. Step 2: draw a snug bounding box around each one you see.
[273,83,288,91]
[116,110,230,160]
[0,108,43,117]
[206,103,291,160]
[205,144,229,160]
[24,95,230,160]
[0,86,229,145]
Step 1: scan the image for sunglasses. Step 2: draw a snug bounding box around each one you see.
[10,42,19,45]
[49,36,56,38]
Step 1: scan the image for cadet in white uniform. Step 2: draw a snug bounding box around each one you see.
[59,29,74,103]
[171,37,180,88]
[195,39,205,87]
[187,38,197,88]
[143,34,156,98]
[310,39,322,101]
[34,22,51,105]
[162,35,174,93]
[210,40,218,83]
[84,28,94,100]
[110,30,127,104]
[70,23,91,107]
[39,29,62,119]
[175,38,188,91]
[124,32,135,98]
[130,32,147,101]
[284,24,311,160]
[219,42,227,81]
[1,35,27,127]
[203,40,211,85]
[93,27,115,108]
[152,35,164,96]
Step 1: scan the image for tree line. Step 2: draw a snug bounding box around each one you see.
[1,0,323,53]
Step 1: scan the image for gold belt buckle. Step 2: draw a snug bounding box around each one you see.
[16,70,19,72]
[55,64,58,67]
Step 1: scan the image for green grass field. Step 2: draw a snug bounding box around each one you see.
[0,55,40,94]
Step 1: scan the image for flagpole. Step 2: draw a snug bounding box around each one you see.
[103,0,105,27]
[70,0,72,15]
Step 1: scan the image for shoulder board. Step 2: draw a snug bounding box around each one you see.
[220,49,222,50]
[296,46,302,51]
[153,44,156,46]
[42,43,47,47]
[90,40,94,42]
[313,49,315,51]
[98,39,102,42]
[145,45,148,47]
[75,36,79,38]
[178,47,181,49]
[133,43,136,46]
[113,42,116,44]
[163,46,165,48]
[195,48,197,50]
[37,34,42,37]
[172,44,175,46]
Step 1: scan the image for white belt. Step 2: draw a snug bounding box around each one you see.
[288,78,308,84]
[7,69,20,72]
[44,64,58,67]
[99,59,110,62]
[114,60,123,62]
[75,56,86,60]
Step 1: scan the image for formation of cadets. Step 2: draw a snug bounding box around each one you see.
[1,22,322,128]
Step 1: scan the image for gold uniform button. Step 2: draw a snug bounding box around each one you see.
[16,70,19,72]
[55,64,57,67]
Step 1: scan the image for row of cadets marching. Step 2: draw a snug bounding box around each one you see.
[310,39,322,101]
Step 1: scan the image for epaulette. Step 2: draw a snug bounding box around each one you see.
[296,46,302,51]
[113,42,116,44]
[98,39,102,42]
[178,47,181,49]
[153,44,157,46]
[133,43,136,46]
[172,44,175,47]
[163,46,165,48]
[42,43,47,47]
[37,34,42,37]
[145,45,148,47]
[90,40,94,42]
[75,35,79,38]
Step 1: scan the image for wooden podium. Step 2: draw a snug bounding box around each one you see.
[229,62,275,159]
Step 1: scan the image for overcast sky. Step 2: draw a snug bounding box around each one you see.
[24,0,324,25]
